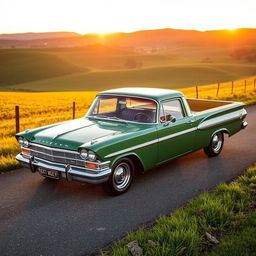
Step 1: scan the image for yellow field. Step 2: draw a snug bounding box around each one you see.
[180,76,256,98]
[0,92,97,171]
[0,77,255,172]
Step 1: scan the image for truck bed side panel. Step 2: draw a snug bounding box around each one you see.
[191,102,246,150]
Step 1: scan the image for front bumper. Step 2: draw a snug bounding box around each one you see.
[16,153,111,184]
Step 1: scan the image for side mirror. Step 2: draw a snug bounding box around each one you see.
[160,114,176,125]
[165,114,176,123]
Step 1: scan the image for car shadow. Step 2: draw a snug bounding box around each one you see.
[25,175,108,210]
[25,147,230,212]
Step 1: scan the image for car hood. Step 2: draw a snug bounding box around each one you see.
[29,118,147,150]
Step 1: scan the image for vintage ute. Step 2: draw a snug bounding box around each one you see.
[16,88,248,195]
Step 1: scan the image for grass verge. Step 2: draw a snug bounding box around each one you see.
[100,165,256,256]
[206,212,256,256]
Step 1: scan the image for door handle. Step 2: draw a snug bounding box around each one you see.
[186,120,194,125]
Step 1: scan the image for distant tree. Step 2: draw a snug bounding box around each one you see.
[124,58,139,69]
[230,48,256,61]
[151,48,157,53]
[246,52,256,62]
[201,57,212,63]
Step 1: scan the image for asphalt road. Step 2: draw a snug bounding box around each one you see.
[0,105,255,256]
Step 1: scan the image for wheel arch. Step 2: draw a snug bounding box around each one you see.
[203,128,229,148]
[110,153,145,173]
[204,129,225,157]
[210,128,230,139]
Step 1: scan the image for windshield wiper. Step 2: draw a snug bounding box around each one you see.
[88,115,128,124]
[108,116,128,123]
[88,114,109,119]
[97,115,111,119]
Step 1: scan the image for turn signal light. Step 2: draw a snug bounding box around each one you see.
[22,148,31,154]
[85,162,98,169]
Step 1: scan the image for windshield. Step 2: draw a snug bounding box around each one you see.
[87,95,157,123]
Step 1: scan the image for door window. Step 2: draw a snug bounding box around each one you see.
[160,100,184,122]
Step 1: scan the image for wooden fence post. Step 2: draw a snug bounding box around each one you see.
[73,102,76,119]
[216,83,220,97]
[196,86,199,99]
[231,81,234,94]
[244,80,247,92]
[15,105,20,133]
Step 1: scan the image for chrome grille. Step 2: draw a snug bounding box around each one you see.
[30,144,84,166]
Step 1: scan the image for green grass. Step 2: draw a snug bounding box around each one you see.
[206,212,256,256]
[52,45,172,70]
[0,50,87,87]
[100,166,256,256]
[1,46,256,91]
[5,63,256,91]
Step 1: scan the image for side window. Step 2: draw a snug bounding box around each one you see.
[160,100,184,122]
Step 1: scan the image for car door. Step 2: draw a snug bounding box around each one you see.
[157,98,196,164]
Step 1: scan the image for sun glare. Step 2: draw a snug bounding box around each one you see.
[224,27,237,33]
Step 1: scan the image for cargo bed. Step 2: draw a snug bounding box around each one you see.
[187,98,238,113]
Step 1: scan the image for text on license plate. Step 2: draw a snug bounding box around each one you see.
[37,167,60,179]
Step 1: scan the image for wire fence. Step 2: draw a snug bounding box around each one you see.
[180,77,256,99]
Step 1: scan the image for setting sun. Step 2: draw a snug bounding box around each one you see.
[0,0,255,34]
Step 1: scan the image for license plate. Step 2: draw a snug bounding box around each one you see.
[37,167,60,179]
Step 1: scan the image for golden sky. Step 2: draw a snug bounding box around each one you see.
[0,0,255,34]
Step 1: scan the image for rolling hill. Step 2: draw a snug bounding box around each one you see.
[0,32,80,40]
[5,63,256,91]
[0,28,256,91]
[0,50,87,86]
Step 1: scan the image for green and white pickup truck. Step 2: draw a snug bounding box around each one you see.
[16,88,247,195]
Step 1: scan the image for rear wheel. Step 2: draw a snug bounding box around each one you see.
[204,132,224,157]
[104,158,134,196]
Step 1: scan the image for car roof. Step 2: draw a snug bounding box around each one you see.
[98,87,184,101]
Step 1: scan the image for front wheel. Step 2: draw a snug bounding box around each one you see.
[204,132,224,157]
[103,158,134,196]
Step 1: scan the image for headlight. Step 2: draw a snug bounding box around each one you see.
[18,137,30,147]
[23,138,29,147]
[88,151,96,161]
[79,149,88,159]
[18,137,24,146]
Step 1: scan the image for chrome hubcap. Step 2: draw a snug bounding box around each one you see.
[113,163,131,191]
[212,133,222,153]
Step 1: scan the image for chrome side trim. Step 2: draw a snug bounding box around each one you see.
[105,139,159,158]
[105,127,197,158]
[158,127,197,142]
[198,109,247,130]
